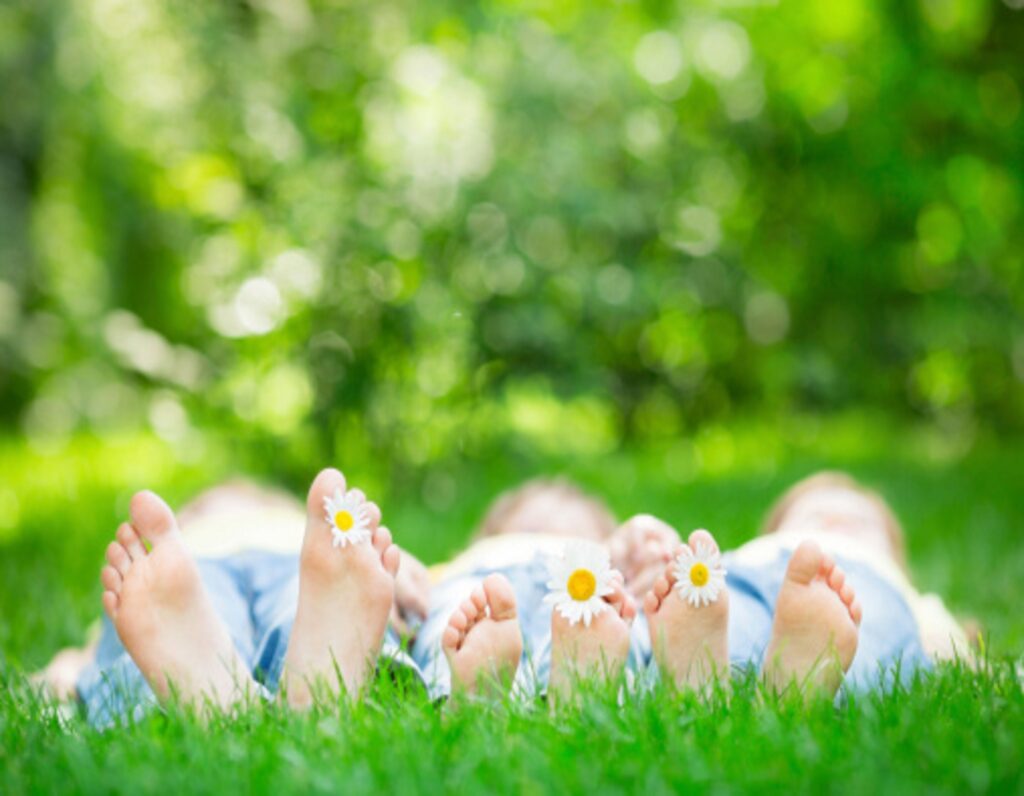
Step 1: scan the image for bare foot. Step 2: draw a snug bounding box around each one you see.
[282,468,399,708]
[442,574,523,697]
[608,513,680,600]
[762,540,862,695]
[549,573,636,700]
[33,642,97,701]
[100,491,252,709]
[645,529,730,690]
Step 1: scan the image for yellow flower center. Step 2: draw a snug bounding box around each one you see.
[689,562,709,587]
[567,568,597,601]
[334,510,354,531]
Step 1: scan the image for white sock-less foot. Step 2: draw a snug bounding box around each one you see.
[441,574,523,697]
[762,540,862,695]
[549,573,636,702]
[645,529,730,690]
[282,468,399,708]
[100,491,253,709]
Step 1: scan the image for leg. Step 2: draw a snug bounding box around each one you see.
[281,468,399,708]
[99,491,254,710]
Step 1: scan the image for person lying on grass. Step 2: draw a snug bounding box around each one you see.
[38,468,969,724]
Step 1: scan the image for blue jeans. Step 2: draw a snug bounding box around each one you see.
[77,547,931,725]
[410,558,651,700]
[722,548,932,689]
[76,552,413,727]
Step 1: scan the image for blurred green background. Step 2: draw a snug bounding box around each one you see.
[1,0,1024,663]
[3,0,1023,469]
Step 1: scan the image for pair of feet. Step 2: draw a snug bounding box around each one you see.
[101,467,863,711]
[441,529,863,698]
[101,468,398,710]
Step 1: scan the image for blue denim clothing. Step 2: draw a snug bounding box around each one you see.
[722,548,932,689]
[410,556,650,700]
[76,552,414,727]
[78,544,932,725]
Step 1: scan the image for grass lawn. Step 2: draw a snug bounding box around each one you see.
[1,415,1022,793]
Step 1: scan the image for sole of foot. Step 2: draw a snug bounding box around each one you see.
[762,540,862,696]
[282,468,399,708]
[645,529,730,691]
[442,573,523,698]
[100,491,252,710]
[549,572,636,704]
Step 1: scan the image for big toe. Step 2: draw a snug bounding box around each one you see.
[129,491,178,543]
[306,468,346,517]
[784,540,826,586]
[687,528,719,553]
[482,574,517,621]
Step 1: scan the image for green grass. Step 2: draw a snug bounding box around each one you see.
[1,663,1021,793]
[1,416,1023,793]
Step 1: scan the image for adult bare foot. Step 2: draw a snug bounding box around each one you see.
[762,540,862,696]
[442,574,523,697]
[549,572,636,701]
[100,491,252,709]
[282,468,399,708]
[645,529,730,691]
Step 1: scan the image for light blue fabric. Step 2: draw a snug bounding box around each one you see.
[409,556,650,700]
[721,548,932,689]
[75,551,418,727]
[409,548,931,698]
[77,543,932,725]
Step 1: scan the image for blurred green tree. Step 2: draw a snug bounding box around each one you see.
[0,0,1021,482]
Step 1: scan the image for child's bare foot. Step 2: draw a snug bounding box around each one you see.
[282,468,399,708]
[549,573,636,700]
[645,529,730,690]
[442,574,523,697]
[100,491,252,709]
[762,540,862,695]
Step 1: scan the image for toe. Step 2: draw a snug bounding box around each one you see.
[364,500,382,529]
[129,490,178,544]
[482,574,517,621]
[382,541,400,577]
[621,593,638,623]
[785,541,825,585]
[348,486,365,499]
[102,591,119,619]
[653,574,672,600]
[101,565,122,594]
[605,580,635,624]
[849,598,863,625]
[449,608,469,633]
[470,585,487,613]
[106,541,131,577]
[117,523,146,561]
[688,528,719,554]
[839,582,856,606]
[441,625,461,652]
[828,565,846,593]
[460,597,481,627]
[306,468,346,519]
[373,524,393,556]
[643,590,660,615]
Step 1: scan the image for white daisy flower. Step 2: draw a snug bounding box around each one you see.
[673,536,727,607]
[543,540,616,627]
[323,487,372,548]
